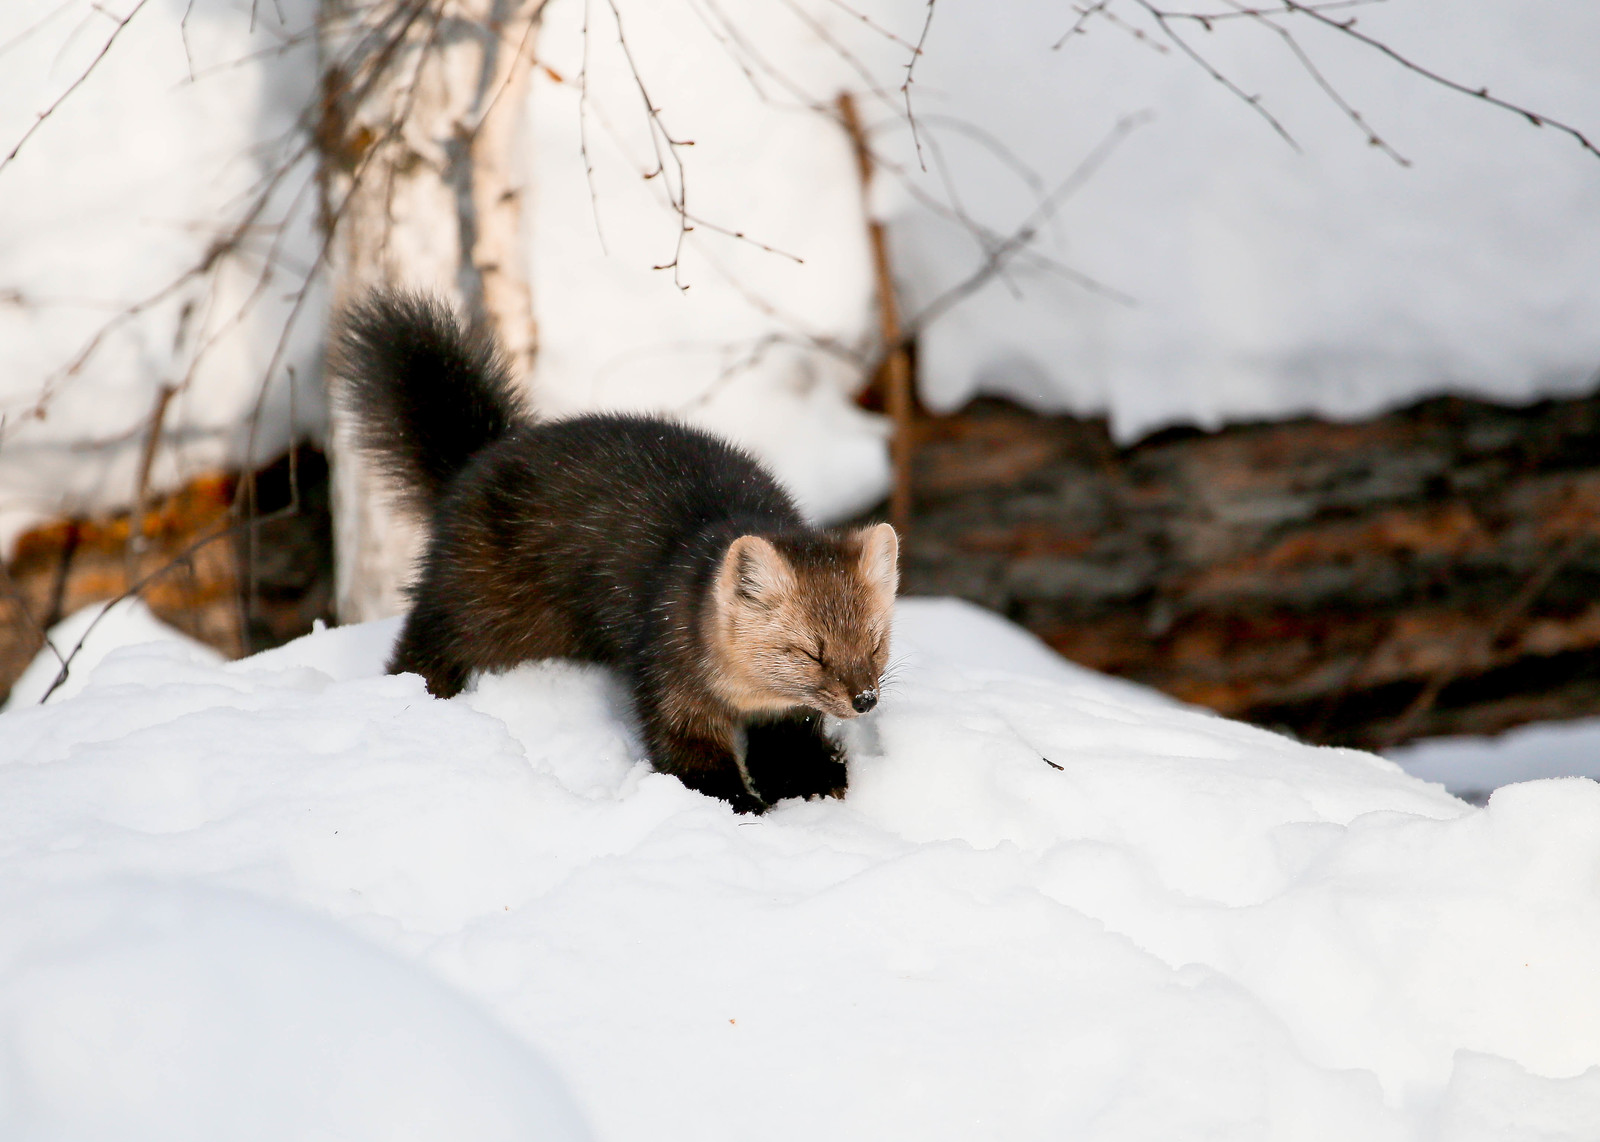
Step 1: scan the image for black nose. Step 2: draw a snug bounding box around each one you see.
[852,689,878,714]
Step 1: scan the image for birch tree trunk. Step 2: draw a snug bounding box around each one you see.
[317,0,543,623]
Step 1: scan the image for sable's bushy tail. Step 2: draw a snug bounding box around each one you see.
[331,290,525,513]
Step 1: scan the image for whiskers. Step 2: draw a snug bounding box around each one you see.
[876,653,911,696]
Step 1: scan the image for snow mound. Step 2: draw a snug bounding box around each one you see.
[2,597,1598,1138]
[0,882,591,1142]
[4,596,224,709]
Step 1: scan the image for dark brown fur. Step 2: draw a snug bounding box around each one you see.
[331,291,897,814]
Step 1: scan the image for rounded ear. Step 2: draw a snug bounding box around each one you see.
[714,535,797,611]
[853,522,899,605]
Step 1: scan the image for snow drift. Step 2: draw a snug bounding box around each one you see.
[3,597,1599,1138]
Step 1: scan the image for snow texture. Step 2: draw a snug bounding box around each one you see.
[4,595,1600,1138]
[6,0,1600,546]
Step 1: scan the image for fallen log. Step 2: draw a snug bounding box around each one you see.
[899,393,1600,751]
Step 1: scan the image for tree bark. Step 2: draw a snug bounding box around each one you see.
[317,0,542,623]
[898,393,1600,751]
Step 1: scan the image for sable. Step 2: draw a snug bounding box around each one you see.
[331,291,897,814]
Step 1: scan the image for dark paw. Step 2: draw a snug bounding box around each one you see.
[724,790,771,816]
[743,714,849,804]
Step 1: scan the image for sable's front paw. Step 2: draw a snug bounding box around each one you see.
[725,790,770,816]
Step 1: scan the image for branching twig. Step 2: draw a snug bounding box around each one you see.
[1064,0,1600,166]
[901,0,935,171]
[1,0,155,174]
[1128,0,1301,151]
[906,111,1151,336]
[35,493,306,704]
[1283,0,1600,160]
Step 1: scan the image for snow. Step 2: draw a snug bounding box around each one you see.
[0,882,592,1142]
[1389,716,1600,804]
[522,0,902,524]
[885,0,1600,440]
[5,595,1600,1138]
[7,0,1600,544]
[5,596,224,708]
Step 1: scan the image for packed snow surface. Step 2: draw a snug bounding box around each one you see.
[5,596,1600,1139]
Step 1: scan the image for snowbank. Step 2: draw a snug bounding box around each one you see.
[887,0,1600,440]
[4,596,1600,1138]
[0,882,591,1142]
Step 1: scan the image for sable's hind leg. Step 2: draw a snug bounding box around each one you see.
[389,605,471,698]
[743,711,848,804]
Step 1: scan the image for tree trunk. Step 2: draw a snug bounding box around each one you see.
[317,0,542,623]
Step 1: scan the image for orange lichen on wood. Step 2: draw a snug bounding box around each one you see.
[2,473,245,700]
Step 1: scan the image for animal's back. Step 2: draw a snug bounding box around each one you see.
[413,412,806,671]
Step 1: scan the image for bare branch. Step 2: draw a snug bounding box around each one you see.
[1216,0,1408,164]
[1283,0,1600,160]
[902,0,935,171]
[578,0,611,253]
[1067,0,1599,165]
[907,111,1151,335]
[0,559,67,681]
[773,0,902,108]
[1126,0,1301,151]
[34,491,307,705]
[1,0,154,175]
[1055,0,1169,55]
[817,0,922,55]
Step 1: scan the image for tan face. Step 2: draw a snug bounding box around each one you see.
[707,523,898,719]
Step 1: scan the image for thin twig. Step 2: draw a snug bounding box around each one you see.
[1283,0,1600,160]
[906,111,1151,335]
[36,495,306,704]
[902,0,935,171]
[1128,0,1301,151]
[0,559,68,680]
[125,382,178,582]
[1,0,155,174]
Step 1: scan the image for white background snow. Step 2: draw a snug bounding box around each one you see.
[3,0,1599,544]
[6,598,1600,1138]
